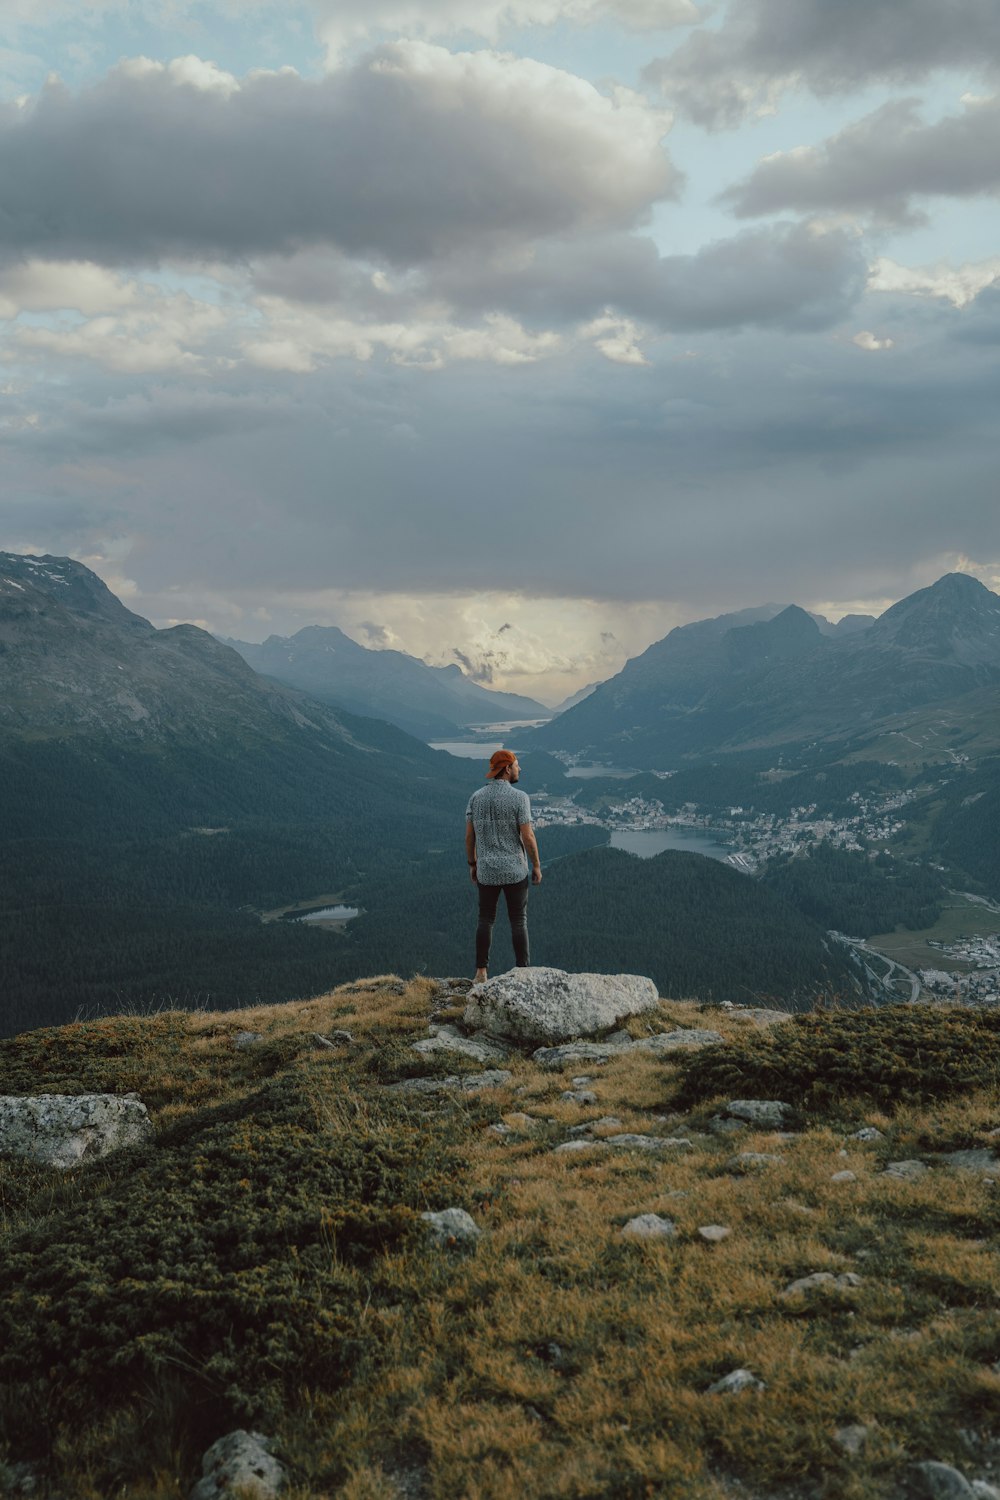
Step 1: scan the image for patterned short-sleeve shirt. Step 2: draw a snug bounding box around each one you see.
[466,780,532,885]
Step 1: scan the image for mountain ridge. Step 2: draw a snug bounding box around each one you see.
[529,573,1000,766]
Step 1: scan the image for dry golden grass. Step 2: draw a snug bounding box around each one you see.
[3,981,1000,1499]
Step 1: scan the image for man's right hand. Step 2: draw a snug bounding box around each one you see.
[531,867,542,885]
[469,862,478,883]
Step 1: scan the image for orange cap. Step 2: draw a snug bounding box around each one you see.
[486,749,517,779]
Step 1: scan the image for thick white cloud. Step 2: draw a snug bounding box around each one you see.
[0,46,677,266]
[722,96,1000,223]
[646,0,1000,128]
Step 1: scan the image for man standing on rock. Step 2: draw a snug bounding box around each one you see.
[466,749,541,982]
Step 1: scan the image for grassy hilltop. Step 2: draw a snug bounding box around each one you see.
[2,983,1000,1499]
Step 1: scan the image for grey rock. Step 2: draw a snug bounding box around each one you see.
[620,1213,676,1240]
[884,1159,929,1181]
[489,1122,515,1136]
[604,1029,634,1046]
[725,1007,792,1028]
[781,1271,862,1298]
[420,1207,482,1249]
[533,1042,618,1069]
[709,1116,747,1135]
[561,1089,598,1105]
[939,1149,999,1173]
[607,1133,692,1153]
[568,1117,623,1136]
[189,1430,285,1500]
[726,1151,784,1171]
[234,1031,264,1048]
[412,1025,510,1064]
[833,1424,869,1456]
[706,1368,765,1395]
[632,1028,725,1054]
[312,1030,354,1049]
[971,1484,1000,1500]
[907,1462,978,1499]
[698,1225,731,1243]
[387,1070,512,1095]
[0,1462,39,1496]
[0,1093,153,1170]
[852,1126,885,1141]
[831,1170,858,1182]
[726,1099,792,1128]
[571,1076,593,1086]
[552,1138,610,1155]
[465,966,658,1043]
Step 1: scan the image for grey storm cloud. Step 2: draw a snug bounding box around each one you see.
[425,220,868,332]
[0,46,678,268]
[254,220,868,333]
[645,0,1000,127]
[9,282,1000,616]
[721,96,1000,224]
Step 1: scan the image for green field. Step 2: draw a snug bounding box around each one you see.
[867,892,1000,973]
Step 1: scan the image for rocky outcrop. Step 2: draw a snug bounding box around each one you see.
[0,1093,152,1169]
[464,966,658,1043]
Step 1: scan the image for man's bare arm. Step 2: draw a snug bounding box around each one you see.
[520,823,542,884]
[465,822,478,882]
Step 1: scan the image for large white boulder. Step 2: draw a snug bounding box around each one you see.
[0,1093,153,1170]
[464,966,659,1044]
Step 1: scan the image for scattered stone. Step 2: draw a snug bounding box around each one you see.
[604,1029,634,1046]
[606,1134,692,1153]
[632,1029,725,1055]
[552,1139,610,1155]
[189,1430,286,1500]
[387,1070,512,1096]
[884,1159,929,1182]
[706,1368,765,1395]
[504,1113,538,1130]
[465,966,659,1043]
[312,1030,354,1049]
[831,1170,858,1183]
[709,1116,747,1136]
[698,1225,731,1243]
[727,1151,784,1172]
[852,1126,886,1141]
[433,977,474,994]
[0,1094,153,1170]
[420,1208,482,1249]
[561,1089,598,1105]
[833,1424,869,1456]
[725,1007,792,1028]
[489,1122,514,1136]
[620,1213,676,1241]
[781,1271,862,1298]
[234,1031,264,1048]
[412,1025,510,1065]
[939,1149,999,1173]
[568,1117,623,1136]
[906,1461,978,1499]
[725,1099,792,1128]
[571,1076,593,1086]
[972,1484,1000,1500]
[533,1042,617,1069]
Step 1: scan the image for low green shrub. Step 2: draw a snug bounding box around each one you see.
[674,1005,1000,1112]
[0,1067,456,1479]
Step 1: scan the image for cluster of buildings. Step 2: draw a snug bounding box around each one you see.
[919,934,1000,1007]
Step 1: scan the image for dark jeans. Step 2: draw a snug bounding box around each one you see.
[476,877,530,970]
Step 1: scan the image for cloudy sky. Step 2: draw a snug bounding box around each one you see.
[1,0,998,702]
